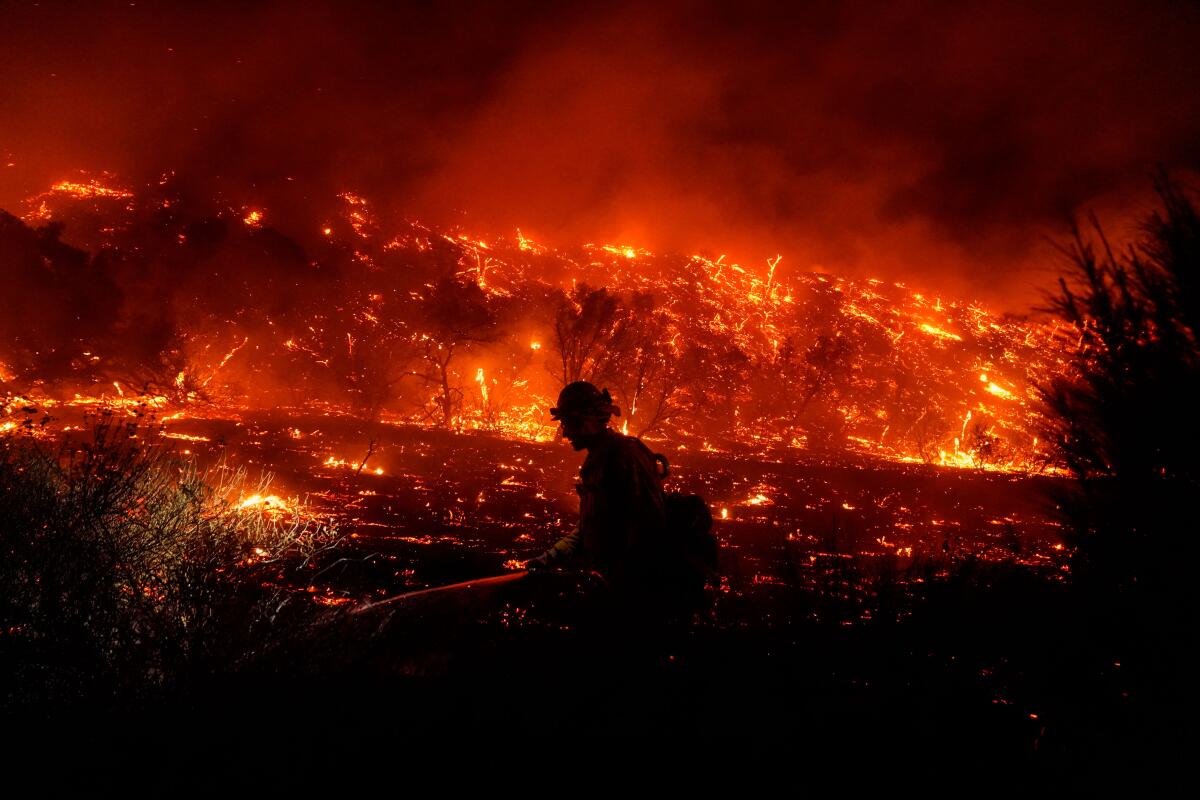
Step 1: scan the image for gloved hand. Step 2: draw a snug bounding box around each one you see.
[524,552,551,571]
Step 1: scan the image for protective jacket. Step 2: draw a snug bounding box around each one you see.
[536,428,668,589]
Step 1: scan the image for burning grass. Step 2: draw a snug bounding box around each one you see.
[0,414,341,710]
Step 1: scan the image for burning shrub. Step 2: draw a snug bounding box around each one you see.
[0,413,340,709]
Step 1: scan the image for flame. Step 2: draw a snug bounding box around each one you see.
[10,177,1084,477]
[49,179,133,200]
[919,323,963,342]
[515,229,544,253]
[238,494,290,513]
[475,367,489,407]
[162,432,210,442]
[339,192,375,238]
[981,375,1017,400]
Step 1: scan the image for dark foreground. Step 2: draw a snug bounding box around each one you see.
[1,415,1187,781]
[9,564,1187,783]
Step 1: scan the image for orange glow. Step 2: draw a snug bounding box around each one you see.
[919,323,963,342]
[9,177,1084,477]
[49,179,133,200]
[238,494,291,513]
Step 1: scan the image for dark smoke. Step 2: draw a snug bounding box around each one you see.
[2,0,1199,310]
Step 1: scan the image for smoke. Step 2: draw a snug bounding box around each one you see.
[2,0,1199,311]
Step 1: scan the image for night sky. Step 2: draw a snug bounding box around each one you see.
[2,0,1199,310]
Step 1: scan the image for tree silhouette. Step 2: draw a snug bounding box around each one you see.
[314,298,418,423]
[409,278,499,428]
[590,291,702,436]
[551,284,619,385]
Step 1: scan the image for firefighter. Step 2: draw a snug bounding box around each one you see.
[524,381,671,601]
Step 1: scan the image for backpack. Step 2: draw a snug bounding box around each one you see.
[633,440,720,586]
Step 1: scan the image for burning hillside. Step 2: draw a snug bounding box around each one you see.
[3,4,1196,768]
[1,172,1073,474]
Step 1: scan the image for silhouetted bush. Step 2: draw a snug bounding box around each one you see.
[1040,170,1200,598]
[0,413,340,709]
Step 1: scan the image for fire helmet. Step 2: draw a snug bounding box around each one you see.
[550,381,621,420]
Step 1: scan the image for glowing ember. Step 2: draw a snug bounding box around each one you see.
[162,432,210,442]
[49,179,133,200]
[476,367,489,406]
[919,323,963,342]
[982,377,1017,400]
[238,494,291,513]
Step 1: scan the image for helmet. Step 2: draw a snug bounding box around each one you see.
[550,381,621,420]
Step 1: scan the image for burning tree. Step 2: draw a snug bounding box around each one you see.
[552,284,620,385]
[308,298,418,422]
[589,291,680,435]
[885,353,954,464]
[464,287,556,434]
[747,284,894,454]
[550,285,707,436]
[1040,171,1200,590]
[410,277,499,428]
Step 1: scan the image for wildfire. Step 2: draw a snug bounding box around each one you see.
[49,179,133,200]
[323,455,383,475]
[163,432,210,442]
[238,494,291,513]
[339,192,375,238]
[591,243,650,260]
[476,367,489,407]
[8,175,1083,477]
[980,374,1017,401]
[919,323,963,342]
[515,229,544,253]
